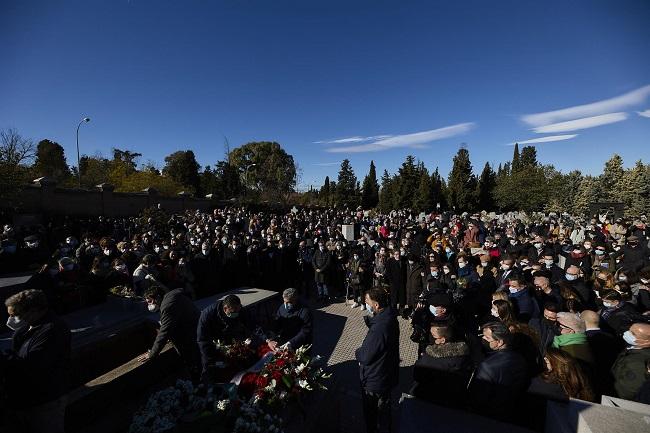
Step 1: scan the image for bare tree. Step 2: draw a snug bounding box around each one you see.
[1,128,35,199]
[0,128,34,166]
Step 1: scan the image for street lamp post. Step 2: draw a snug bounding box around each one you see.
[76,117,91,187]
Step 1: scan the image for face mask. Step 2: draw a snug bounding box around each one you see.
[284,303,293,311]
[623,330,637,346]
[226,311,239,319]
[365,303,374,314]
[481,338,493,352]
[544,259,553,266]
[408,260,415,265]
[584,244,592,250]
[481,261,488,267]
[509,286,519,294]
[602,301,615,309]
[534,243,543,248]
[614,246,621,251]
[509,240,516,245]
[491,308,499,318]
[26,241,39,249]
[163,245,169,250]
[431,271,438,277]
[520,261,529,267]
[565,273,578,281]
[501,264,510,271]
[445,248,451,253]
[429,306,441,316]
[641,278,649,285]
[202,248,210,255]
[618,276,627,282]
[353,255,360,261]
[595,250,604,256]
[458,262,466,269]
[115,265,127,273]
[443,268,450,274]
[147,303,159,313]
[6,316,27,331]
[154,247,161,253]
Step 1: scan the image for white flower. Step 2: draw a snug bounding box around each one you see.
[216,399,229,411]
[244,338,252,345]
[298,379,311,390]
[295,363,306,373]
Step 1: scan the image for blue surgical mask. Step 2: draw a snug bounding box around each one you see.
[565,273,578,281]
[623,330,637,346]
[284,303,293,311]
[365,303,374,314]
[429,305,441,316]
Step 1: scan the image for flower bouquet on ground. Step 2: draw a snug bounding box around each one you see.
[129,380,283,433]
[110,285,138,298]
[238,344,332,409]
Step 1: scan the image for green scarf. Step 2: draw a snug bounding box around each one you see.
[552,332,587,349]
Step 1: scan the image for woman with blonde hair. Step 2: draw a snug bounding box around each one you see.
[540,347,595,401]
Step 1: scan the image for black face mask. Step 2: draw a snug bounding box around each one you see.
[481,338,493,352]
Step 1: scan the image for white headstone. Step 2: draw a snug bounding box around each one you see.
[342,224,355,241]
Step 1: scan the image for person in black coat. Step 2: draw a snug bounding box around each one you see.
[385,249,407,313]
[139,286,202,383]
[312,242,332,301]
[3,289,71,433]
[468,321,530,422]
[355,288,400,433]
[611,235,649,273]
[266,288,313,351]
[411,323,471,407]
[196,295,256,383]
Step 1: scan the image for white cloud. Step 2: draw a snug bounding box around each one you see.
[315,135,392,144]
[638,109,650,118]
[312,161,341,166]
[532,112,627,133]
[508,134,577,145]
[521,84,650,127]
[325,122,475,153]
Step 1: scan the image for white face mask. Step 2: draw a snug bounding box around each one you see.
[147,303,159,313]
[501,264,511,271]
[115,264,127,273]
[458,262,466,268]
[602,301,615,309]
[544,259,554,266]
[443,268,450,274]
[429,306,442,316]
[408,260,415,265]
[565,273,578,281]
[623,330,637,346]
[509,286,519,294]
[481,262,488,267]
[534,242,543,248]
[6,316,27,331]
[365,303,374,314]
[618,276,627,282]
[491,308,499,318]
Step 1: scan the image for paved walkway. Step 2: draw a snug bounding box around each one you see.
[310,300,419,433]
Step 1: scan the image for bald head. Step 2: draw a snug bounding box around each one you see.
[580,310,599,329]
[629,323,650,348]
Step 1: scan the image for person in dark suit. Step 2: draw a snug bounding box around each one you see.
[385,249,406,314]
[196,294,256,383]
[3,289,71,433]
[266,288,313,351]
[581,310,621,396]
[405,254,424,317]
[468,321,530,422]
[139,286,202,383]
[355,288,399,433]
[312,241,332,302]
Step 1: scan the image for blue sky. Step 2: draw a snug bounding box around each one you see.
[2,0,650,190]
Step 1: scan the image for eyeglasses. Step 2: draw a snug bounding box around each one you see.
[558,323,573,331]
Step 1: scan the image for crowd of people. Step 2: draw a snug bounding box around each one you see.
[1,206,650,433]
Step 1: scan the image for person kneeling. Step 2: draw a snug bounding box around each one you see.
[266,288,313,352]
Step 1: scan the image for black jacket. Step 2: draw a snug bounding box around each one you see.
[4,311,71,409]
[271,303,313,349]
[469,348,530,421]
[197,300,255,373]
[150,288,201,359]
[355,307,400,393]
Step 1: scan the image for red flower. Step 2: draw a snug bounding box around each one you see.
[272,370,283,382]
[256,375,269,388]
[276,359,286,369]
[238,372,260,398]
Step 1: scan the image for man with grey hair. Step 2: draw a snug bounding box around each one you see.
[266,287,312,352]
[2,289,71,433]
[553,311,594,366]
